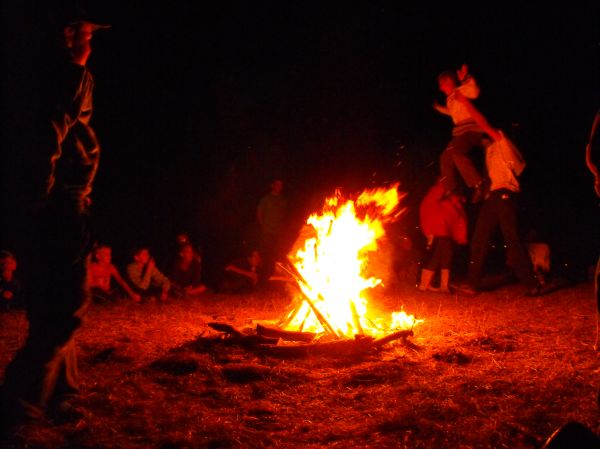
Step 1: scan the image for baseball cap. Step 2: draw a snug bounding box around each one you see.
[53,3,111,31]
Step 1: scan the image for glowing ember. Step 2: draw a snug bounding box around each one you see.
[285,184,421,338]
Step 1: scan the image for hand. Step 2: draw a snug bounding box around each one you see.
[432,100,442,111]
[490,129,503,142]
[131,293,141,303]
[160,290,168,301]
[147,258,155,270]
[457,64,469,81]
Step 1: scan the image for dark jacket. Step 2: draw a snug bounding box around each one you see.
[30,54,100,206]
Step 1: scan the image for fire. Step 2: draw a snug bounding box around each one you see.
[284,184,421,338]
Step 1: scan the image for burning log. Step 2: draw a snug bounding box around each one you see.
[256,324,316,343]
[275,262,340,338]
[372,329,414,348]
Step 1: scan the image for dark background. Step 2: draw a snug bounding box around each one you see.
[2,1,599,285]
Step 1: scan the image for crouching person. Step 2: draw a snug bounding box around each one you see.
[418,179,468,293]
[126,247,171,302]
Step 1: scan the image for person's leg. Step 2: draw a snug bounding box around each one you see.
[467,194,500,290]
[420,237,441,290]
[437,237,454,292]
[449,132,485,189]
[440,141,459,193]
[2,200,91,420]
[495,191,538,291]
[418,269,434,291]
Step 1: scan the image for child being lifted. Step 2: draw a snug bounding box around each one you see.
[433,64,499,203]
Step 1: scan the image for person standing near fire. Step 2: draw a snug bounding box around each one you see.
[418,178,468,293]
[257,178,288,279]
[1,8,110,428]
[453,98,541,296]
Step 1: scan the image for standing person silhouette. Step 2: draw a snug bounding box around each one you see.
[1,7,110,428]
[257,178,287,280]
[585,110,600,350]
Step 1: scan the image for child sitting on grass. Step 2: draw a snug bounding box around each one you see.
[126,247,171,302]
[88,244,140,303]
[170,243,207,298]
[220,249,263,294]
[0,250,23,310]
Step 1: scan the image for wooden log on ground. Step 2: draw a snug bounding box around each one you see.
[258,335,375,358]
[208,322,243,337]
[372,329,414,348]
[256,324,316,343]
[208,322,279,346]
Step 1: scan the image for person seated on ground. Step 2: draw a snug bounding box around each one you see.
[126,246,171,301]
[88,244,140,303]
[418,179,468,293]
[220,249,263,294]
[0,250,23,310]
[170,243,207,298]
[524,229,551,287]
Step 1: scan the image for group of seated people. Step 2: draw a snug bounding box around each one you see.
[88,234,266,303]
[0,234,269,309]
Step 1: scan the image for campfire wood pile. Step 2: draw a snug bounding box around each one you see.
[207,322,415,358]
[207,259,418,358]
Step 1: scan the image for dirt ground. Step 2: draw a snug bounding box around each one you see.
[1,281,599,449]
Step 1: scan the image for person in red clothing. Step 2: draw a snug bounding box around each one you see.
[418,179,468,292]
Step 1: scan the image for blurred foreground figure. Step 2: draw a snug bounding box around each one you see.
[1,9,109,428]
[542,421,600,449]
[585,110,600,350]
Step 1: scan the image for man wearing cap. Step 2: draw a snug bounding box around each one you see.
[1,12,109,426]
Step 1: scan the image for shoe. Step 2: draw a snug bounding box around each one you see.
[525,283,543,297]
[453,284,478,296]
[47,399,84,424]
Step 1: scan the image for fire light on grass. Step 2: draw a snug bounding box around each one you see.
[285,184,422,338]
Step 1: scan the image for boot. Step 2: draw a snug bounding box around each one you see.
[439,269,451,293]
[418,269,434,291]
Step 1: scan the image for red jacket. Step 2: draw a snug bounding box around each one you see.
[419,183,467,244]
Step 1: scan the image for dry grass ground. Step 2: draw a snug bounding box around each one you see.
[1,282,599,449]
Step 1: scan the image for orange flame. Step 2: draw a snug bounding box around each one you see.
[285,184,420,338]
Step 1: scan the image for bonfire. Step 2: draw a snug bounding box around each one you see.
[275,183,421,343]
[210,184,421,354]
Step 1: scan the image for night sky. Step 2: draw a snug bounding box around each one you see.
[2,1,599,283]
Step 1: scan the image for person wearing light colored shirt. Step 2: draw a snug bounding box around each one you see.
[457,127,540,296]
[434,64,489,202]
[126,247,171,301]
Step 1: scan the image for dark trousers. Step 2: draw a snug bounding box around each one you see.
[467,189,536,290]
[425,236,454,271]
[259,230,283,280]
[2,198,92,417]
[440,131,485,192]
